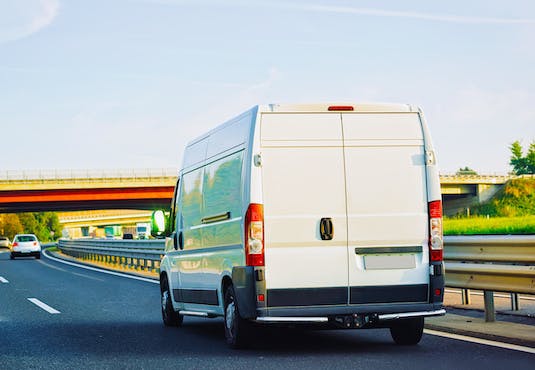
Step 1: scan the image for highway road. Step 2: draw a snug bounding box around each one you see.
[0,250,533,369]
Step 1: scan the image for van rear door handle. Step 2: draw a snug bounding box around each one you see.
[320,218,334,240]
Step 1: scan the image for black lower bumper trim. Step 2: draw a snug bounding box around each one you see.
[267,284,429,307]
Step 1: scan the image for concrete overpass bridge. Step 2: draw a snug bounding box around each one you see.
[0,169,517,218]
[439,174,515,216]
[0,169,177,213]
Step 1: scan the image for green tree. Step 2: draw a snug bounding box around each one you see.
[527,142,535,174]
[509,140,535,175]
[0,214,24,240]
[18,212,62,242]
[456,167,478,175]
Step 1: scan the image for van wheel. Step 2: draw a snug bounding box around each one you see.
[161,278,183,327]
[224,285,251,348]
[390,317,424,345]
[35,253,41,259]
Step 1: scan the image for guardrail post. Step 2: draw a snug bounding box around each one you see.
[510,293,520,311]
[483,291,496,322]
[461,289,471,305]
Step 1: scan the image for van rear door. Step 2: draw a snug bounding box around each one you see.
[260,113,349,307]
[342,113,429,305]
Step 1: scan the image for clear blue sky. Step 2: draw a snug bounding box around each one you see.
[1,0,534,174]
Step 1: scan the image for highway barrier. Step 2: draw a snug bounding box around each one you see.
[58,235,535,321]
[58,238,164,274]
[443,235,535,321]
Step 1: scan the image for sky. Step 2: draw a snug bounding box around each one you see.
[1,0,534,175]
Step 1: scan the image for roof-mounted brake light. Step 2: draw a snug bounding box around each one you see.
[328,106,354,111]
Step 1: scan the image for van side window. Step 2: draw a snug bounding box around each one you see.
[180,167,203,249]
[202,151,244,248]
[203,151,243,219]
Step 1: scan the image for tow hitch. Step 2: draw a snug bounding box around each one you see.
[333,314,378,329]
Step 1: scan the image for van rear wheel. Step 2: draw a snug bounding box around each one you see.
[224,285,251,348]
[390,317,424,345]
[161,277,183,327]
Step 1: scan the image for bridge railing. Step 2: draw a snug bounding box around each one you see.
[0,168,178,181]
[57,235,535,321]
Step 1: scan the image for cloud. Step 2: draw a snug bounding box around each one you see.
[132,0,535,25]
[294,4,535,25]
[0,0,60,44]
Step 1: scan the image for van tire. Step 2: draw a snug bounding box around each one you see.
[161,277,183,327]
[35,253,41,259]
[224,285,251,349]
[389,317,424,345]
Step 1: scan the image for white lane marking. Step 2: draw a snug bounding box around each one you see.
[43,249,158,284]
[38,260,105,282]
[28,298,61,314]
[0,276,9,283]
[424,329,535,354]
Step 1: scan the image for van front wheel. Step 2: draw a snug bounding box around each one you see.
[224,285,251,348]
[389,317,424,345]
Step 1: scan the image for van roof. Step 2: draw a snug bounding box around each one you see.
[260,103,417,113]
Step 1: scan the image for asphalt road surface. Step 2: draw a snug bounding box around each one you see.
[0,249,533,369]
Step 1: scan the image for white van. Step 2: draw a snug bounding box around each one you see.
[153,103,445,348]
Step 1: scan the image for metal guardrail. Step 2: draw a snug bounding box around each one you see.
[444,235,535,294]
[58,235,534,320]
[443,235,535,321]
[58,239,165,273]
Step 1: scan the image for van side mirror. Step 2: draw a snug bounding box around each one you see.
[151,210,169,238]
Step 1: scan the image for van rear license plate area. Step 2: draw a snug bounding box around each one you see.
[364,254,415,270]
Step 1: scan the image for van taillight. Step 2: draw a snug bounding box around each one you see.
[245,203,264,266]
[428,200,443,262]
[12,242,18,247]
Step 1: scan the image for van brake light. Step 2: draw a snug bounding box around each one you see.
[245,203,264,266]
[328,106,354,111]
[428,200,443,262]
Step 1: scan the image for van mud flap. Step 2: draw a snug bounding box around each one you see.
[232,266,257,319]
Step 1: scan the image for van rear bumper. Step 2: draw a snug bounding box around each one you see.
[256,303,444,320]
[255,309,445,324]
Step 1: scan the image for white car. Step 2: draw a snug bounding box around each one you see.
[0,236,10,249]
[10,234,41,259]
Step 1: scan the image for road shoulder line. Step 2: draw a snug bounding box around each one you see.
[43,249,158,284]
[424,329,535,354]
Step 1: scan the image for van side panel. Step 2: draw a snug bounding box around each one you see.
[171,113,252,314]
[260,114,349,296]
[342,113,429,302]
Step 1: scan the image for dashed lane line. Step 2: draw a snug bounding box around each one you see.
[0,276,9,283]
[27,298,61,314]
[424,329,535,354]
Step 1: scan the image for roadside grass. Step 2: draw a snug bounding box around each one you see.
[444,215,535,235]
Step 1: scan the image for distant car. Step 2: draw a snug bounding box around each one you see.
[122,233,134,240]
[10,234,41,259]
[0,236,10,249]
